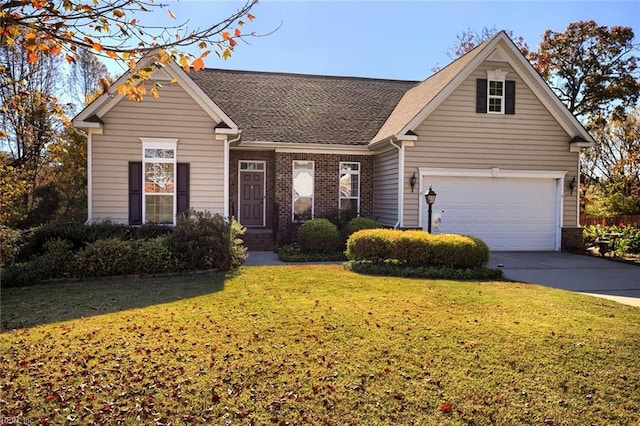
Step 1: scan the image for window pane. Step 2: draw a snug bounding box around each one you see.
[340,198,358,213]
[341,162,359,172]
[489,98,502,112]
[145,195,173,224]
[489,81,503,96]
[293,171,313,197]
[293,197,313,222]
[144,148,174,159]
[145,163,174,193]
[293,160,313,171]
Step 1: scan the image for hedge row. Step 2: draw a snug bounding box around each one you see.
[345,229,490,269]
[1,211,247,287]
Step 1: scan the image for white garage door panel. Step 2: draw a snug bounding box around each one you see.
[423,177,557,251]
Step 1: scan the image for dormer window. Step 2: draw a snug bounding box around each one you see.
[476,69,515,115]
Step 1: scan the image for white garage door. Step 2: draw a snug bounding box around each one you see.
[422,176,559,251]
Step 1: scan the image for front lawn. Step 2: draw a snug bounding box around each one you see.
[1,266,639,424]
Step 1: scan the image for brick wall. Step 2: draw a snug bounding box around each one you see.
[274,152,374,242]
[561,227,584,253]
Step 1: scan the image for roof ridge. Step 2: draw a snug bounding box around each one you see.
[197,67,420,84]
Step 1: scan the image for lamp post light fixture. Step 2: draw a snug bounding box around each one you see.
[425,186,437,234]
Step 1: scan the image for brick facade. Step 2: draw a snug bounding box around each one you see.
[561,227,584,253]
[229,150,374,244]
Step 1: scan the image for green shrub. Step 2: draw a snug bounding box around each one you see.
[0,226,24,268]
[165,210,247,270]
[297,218,340,253]
[1,261,47,287]
[345,229,397,262]
[38,238,77,279]
[18,221,131,262]
[583,224,640,255]
[76,238,136,277]
[343,217,382,240]
[346,229,489,269]
[131,238,175,274]
[344,260,503,280]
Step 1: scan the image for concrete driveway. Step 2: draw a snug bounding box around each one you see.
[489,252,640,307]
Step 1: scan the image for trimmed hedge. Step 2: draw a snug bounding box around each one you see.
[346,229,490,269]
[297,218,341,254]
[344,260,503,280]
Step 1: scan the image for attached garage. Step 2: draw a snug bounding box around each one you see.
[420,169,566,251]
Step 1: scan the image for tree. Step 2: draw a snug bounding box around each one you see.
[528,21,640,120]
[0,41,65,226]
[446,26,529,60]
[1,0,258,101]
[582,108,640,215]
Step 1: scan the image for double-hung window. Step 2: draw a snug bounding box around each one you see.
[292,160,314,222]
[339,162,360,214]
[477,69,515,115]
[143,140,177,224]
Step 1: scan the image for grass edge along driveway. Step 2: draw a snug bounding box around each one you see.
[1,265,639,425]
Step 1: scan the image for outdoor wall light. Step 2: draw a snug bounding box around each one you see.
[569,176,576,195]
[409,172,417,192]
[425,186,437,233]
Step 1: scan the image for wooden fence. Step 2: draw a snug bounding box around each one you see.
[580,215,640,227]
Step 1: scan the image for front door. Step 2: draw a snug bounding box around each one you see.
[239,163,265,227]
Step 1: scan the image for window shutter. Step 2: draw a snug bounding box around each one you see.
[505,80,516,114]
[177,162,190,215]
[476,79,488,113]
[128,161,142,225]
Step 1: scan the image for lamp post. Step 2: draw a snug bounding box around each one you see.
[425,186,437,234]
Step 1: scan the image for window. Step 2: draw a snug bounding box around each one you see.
[488,80,504,113]
[339,162,360,214]
[143,141,176,224]
[477,69,515,115]
[292,160,314,222]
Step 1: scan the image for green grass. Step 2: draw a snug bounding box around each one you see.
[1,265,639,425]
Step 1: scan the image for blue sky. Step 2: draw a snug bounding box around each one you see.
[110,1,640,81]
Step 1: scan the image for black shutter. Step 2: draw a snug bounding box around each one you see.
[176,162,190,215]
[476,79,487,113]
[505,80,516,114]
[129,161,143,225]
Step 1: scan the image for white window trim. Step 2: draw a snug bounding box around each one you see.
[292,160,315,222]
[487,69,508,114]
[141,138,178,225]
[339,161,360,215]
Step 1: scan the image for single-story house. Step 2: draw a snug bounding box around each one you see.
[72,31,594,251]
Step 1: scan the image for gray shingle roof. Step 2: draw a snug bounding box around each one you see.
[190,70,417,145]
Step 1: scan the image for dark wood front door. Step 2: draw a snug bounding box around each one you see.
[240,171,264,226]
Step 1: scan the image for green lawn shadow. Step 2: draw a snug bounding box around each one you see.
[1,271,230,331]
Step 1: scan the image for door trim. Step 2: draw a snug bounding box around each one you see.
[238,160,266,227]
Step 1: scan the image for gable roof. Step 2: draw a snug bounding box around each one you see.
[372,31,595,146]
[189,70,416,145]
[72,55,239,131]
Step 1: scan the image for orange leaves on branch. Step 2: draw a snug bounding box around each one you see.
[168,9,176,20]
[222,48,231,60]
[247,13,255,21]
[234,28,241,37]
[221,31,230,41]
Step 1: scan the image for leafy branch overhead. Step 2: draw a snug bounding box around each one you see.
[0,0,258,100]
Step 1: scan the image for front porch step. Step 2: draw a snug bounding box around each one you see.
[243,229,276,251]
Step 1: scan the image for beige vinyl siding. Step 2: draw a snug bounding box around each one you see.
[373,147,399,226]
[403,60,579,228]
[91,84,224,223]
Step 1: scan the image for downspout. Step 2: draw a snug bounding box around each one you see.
[390,139,404,229]
[223,132,242,218]
[86,131,93,224]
